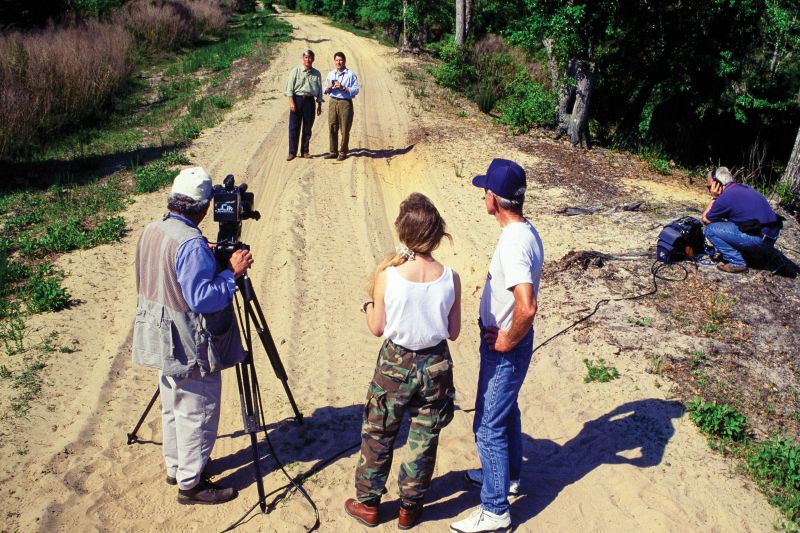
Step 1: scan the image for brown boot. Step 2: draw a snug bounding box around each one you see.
[177,479,237,505]
[717,263,748,273]
[344,498,378,527]
[398,502,423,529]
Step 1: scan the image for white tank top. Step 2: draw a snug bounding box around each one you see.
[383,265,455,351]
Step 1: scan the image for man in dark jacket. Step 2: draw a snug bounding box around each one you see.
[702,166,782,273]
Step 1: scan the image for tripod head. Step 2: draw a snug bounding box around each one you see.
[212,174,261,265]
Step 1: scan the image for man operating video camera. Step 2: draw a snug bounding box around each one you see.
[132,166,253,505]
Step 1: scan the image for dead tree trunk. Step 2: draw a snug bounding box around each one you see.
[566,59,594,148]
[455,0,466,46]
[555,59,577,140]
[781,126,800,208]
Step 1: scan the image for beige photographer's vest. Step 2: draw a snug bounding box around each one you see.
[132,216,245,377]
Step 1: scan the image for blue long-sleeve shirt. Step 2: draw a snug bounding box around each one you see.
[168,214,237,314]
[325,68,359,100]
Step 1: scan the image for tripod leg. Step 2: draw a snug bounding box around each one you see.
[127,387,160,445]
[242,286,303,423]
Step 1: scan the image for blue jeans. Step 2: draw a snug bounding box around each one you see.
[473,329,534,515]
[705,221,775,267]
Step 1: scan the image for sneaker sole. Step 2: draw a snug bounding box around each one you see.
[449,526,511,533]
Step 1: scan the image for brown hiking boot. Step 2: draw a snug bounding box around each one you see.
[344,498,378,527]
[717,263,748,273]
[286,154,296,161]
[398,503,423,529]
[177,479,237,505]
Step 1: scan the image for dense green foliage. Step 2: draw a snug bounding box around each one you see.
[686,397,749,441]
[287,0,798,184]
[506,0,800,178]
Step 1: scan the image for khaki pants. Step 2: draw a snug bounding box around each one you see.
[328,98,354,155]
[160,367,221,490]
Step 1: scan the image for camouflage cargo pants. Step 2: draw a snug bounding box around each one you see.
[355,338,455,505]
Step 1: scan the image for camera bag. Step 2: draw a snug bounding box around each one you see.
[656,216,704,263]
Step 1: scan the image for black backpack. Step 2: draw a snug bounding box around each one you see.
[656,216,705,263]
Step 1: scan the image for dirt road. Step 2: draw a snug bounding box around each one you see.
[0,11,779,532]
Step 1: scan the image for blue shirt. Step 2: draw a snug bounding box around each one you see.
[168,214,237,314]
[325,68,359,100]
[706,183,780,237]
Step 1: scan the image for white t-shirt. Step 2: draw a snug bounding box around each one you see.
[383,265,455,351]
[479,220,544,331]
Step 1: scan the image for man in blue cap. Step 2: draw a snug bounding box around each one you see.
[451,159,544,533]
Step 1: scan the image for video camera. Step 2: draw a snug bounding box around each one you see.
[212,174,260,263]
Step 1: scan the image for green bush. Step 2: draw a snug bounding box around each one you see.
[91,216,126,244]
[430,39,475,91]
[583,358,620,383]
[748,437,800,492]
[497,80,557,133]
[33,219,90,254]
[475,82,498,114]
[27,264,71,313]
[686,397,749,441]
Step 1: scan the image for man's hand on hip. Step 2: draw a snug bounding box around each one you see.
[229,249,254,279]
[483,326,515,352]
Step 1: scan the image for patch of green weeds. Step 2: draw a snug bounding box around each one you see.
[583,358,620,383]
[9,360,46,416]
[702,294,732,336]
[27,264,71,313]
[134,150,189,194]
[747,437,800,523]
[647,354,664,375]
[629,316,653,327]
[0,307,26,356]
[686,397,748,441]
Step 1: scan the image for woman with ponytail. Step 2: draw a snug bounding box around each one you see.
[345,193,461,530]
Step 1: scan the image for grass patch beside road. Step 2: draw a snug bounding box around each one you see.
[0,9,291,420]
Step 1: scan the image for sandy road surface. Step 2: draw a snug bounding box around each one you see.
[0,11,779,533]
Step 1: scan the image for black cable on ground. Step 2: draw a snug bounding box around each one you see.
[219,370,361,533]
[533,259,689,355]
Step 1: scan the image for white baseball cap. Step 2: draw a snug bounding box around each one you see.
[172,166,212,201]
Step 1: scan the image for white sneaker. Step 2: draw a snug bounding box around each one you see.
[464,469,521,496]
[450,506,511,533]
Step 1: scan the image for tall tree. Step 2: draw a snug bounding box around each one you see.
[455,0,465,46]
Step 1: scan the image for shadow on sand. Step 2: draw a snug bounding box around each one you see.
[414,398,685,528]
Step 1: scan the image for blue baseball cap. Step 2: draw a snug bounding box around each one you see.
[472,158,526,200]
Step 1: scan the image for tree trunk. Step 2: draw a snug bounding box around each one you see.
[455,0,466,47]
[567,60,594,148]
[555,59,577,140]
[542,38,559,92]
[781,126,800,207]
[401,0,410,50]
[465,0,473,36]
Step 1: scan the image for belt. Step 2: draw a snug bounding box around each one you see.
[330,96,351,101]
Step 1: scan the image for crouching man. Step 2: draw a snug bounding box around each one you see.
[702,166,782,273]
[132,167,253,504]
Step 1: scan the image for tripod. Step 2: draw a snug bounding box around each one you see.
[127,273,302,513]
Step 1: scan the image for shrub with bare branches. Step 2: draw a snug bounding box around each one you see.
[0,21,133,158]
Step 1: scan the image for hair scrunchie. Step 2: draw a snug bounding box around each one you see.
[396,245,415,261]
